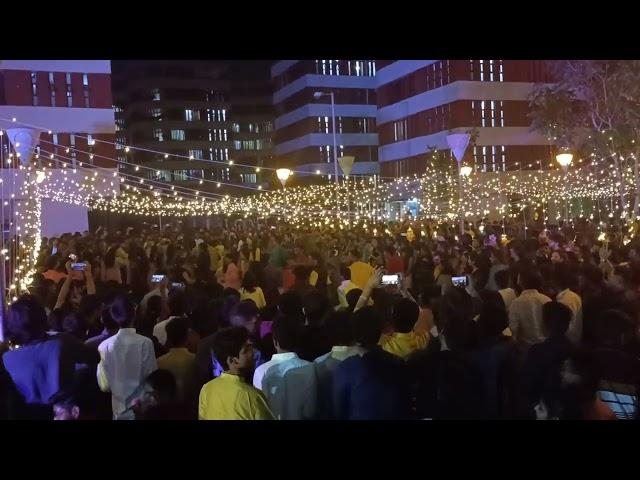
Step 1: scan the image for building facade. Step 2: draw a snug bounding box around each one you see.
[375,60,554,177]
[113,61,275,193]
[271,60,379,178]
[0,60,117,236]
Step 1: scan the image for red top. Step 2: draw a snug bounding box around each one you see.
[386,255,405,274]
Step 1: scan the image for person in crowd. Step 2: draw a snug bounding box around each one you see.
[333,306,411,420]
[199,327,273,420]
[553,265,583,344]
[495,269,516,312]
[253,315,317,420]
[348,248,374,290]
[379,298,429,359]
[2,295,99,419]
[153,287,187,347]
[299,291,332,362]
[240,271,266,309]
[97,295,157,420]
[157,317,197,405]
[521,301,574,418]
[508,270,552,352]
[313,310,362,419]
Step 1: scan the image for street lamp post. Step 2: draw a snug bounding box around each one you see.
[314,91,340,220]
[556,152,573,225]
[446,133,471,236]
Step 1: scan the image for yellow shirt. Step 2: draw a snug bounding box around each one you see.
[379,331,429,359]
[208,245,220,272]
[199,372,274,420]
[240,287,267,309]
[349,261,374,290]
[157,348,197,402]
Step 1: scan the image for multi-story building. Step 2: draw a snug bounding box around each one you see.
[271,60,379,180]
[0,60,117,236]
[375,60,554,177]
[227,61,274,187]
[112,61,233,191]
[113,61,275,193]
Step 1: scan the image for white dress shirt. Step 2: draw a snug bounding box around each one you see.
[253,351,317,420]
[499,288,517,311]
[508,289,552,350]
[97,328,157,419]
[557,288,583,344]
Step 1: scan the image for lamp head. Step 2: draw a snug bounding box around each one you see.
[313,92,324,99]
[460,165,472,177]
[556,152,573,168]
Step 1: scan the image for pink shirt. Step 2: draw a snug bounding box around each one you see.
[223,263,242,291]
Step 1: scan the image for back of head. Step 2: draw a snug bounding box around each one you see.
[62,313,86,340]
[324,309,353,347]
[110,294,135,328]
[542,301,572,337]
[272,314,301,352]
[168,289,188,317]
[293,265,311,283]
[145,369,177,404]
[351,306,382,349]
[519,269,542,291]
[166,316,190,348]
[7,295,47,344]
[229,299,259,329]
[345,288,363,312]
[212,326,250,371]
[303,291,331,327]
[277,291,304,319]
[392,298,419,333]
[494,269,510,290]
[242,271,258,292]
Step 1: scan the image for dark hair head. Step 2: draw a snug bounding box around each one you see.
[349,248,361,259]
[442,316,474,352]
[324,309,353,346]
[519,270,542,290]
[62,313,86,340]
[340,265,351,280]
[6,295,47,344]
[272,314,301,352]
[542,301,572,337]
[392,298,419,333]
[212,326,251,371]
[222,287,241,300]
[345,288,363,312]
[242,271,258,292]
[494,269,510,290]
[553,264,576,291]
[351,306,382,348]
[168,289,188,317]
[110,294,135,328]
[277,291,304,319]
[104,246,118,268]
[229,299,259,328]
[78,294,102,320]
[145,369,177,403]
[303,291,331,326]
[293,265,311,283]
[166,316,190,347]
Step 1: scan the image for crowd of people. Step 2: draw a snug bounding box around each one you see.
[0,216,638,420]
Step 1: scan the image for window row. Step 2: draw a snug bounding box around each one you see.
[30,71,91,108]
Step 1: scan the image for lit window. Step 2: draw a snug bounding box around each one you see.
[48,72,55,85]
[223,129,227,141]
[171,129,185,141]
[241,173,257,184]
[153,129,164,142]
[185,109,194,121]
[65,73,71,85]
[222,109,226,121]
[479,60,484,81]
[242,140,255,150]
[232,123,240,133]
[249,123,254,133]
[173,170,188,181]
[234,140,241,150]
[224,148,228,160]
[82,74,89,87]
[189,149,203,160]
[31,72,38,106]
[87,134,95,146]
[150,108,162,119]
[53,133,58,144]
[151,88,160,101]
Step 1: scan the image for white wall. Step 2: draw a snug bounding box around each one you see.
[40,200,89,237]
